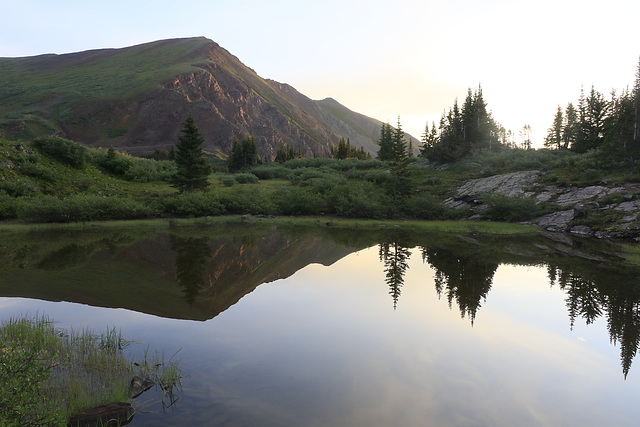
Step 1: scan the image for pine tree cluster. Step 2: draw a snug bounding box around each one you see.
[543,59,640,163]
[331,138,371,160]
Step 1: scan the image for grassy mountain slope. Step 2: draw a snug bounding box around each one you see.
[0,37,390,157]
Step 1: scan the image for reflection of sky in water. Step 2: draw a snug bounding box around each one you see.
[1,248,639,426]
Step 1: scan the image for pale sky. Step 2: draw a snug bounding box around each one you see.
[2,0,638,147]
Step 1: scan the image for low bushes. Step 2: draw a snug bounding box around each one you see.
[482,193,549,222]
[14,195,154,222]
[32,137,90,169]
[160,192,225,217]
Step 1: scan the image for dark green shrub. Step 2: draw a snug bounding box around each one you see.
[327,181,392,218]
[275,186,325,215]
[0,179,38,197]
[31,137,90,168]
[95,147,133,176]
[234,173,259,184]
[218,187,276,215]
[19,162,60,183]
[16,195,154,222]
[220,176,236,187]
[362,170,392,185]
[482,193,548,222]
[0,194,18,219]
[308,175,347,194]
[160,192,225,217]
[247,165,292,180]
[123,159,176,182]
[403,194,452,220]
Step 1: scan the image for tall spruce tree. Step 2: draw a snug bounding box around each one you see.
[544,106,564,149]
[392,116,408,163]
[562,102,579,149]
[173,117,211,192]
[377,122,394,161]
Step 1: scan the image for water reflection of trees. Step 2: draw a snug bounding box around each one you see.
[170,235,212,306]
[421,246,498,325]
[375,235,640,378]
[549,266,640,379]
[378,242,411,309]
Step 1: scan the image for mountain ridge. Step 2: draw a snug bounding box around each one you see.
[0,37,410,157]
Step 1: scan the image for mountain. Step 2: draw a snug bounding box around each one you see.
[0,37,402,157]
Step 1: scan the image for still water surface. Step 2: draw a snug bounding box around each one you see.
[1,223,639,426]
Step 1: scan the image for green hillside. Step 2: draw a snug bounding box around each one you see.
[0,37,212,109]
[0,37,388,156]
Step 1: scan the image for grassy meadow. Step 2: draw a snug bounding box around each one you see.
[1,134,638,228]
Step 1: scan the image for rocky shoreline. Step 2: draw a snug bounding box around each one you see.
[444,170,640,241]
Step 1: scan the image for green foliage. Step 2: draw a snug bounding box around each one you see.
[274,145,300,163]
[403,194,456,220]
[246,164,293,180]
[482,194,549,222]
[331,137,371,160]
[0,179,39,197]
[95,146,134,176]
[160,192,225,217]
[327,181,393,218]
[423,86,503,162]
[228,136,259,172]
[217,186,276,215]
[172,117,211,192]
[220,176,236,187]
[31,137,91,168]
[276,186,326,215]
[0,315,183,426]
[377,122,394,161]
[0,339,64,426]
[123,159,176,182]
[233,173,259,184]
[19,162,61,183]
[16,195,154,223]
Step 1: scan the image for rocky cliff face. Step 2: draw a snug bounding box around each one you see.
[0,38,388,158]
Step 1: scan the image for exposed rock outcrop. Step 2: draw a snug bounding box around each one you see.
[446,170,640,240]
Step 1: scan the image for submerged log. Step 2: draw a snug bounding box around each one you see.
[68,402,134,427]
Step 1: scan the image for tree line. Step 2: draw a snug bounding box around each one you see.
[418,85,507,162]
[543,58,640,161]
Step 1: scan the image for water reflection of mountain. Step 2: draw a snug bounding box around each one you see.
[0,225,359,321]
[2,223,640,376]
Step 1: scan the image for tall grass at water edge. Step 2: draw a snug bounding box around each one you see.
[0,315,182,426]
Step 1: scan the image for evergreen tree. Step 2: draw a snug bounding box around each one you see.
[172,117,211,192]
[425,86,502,161]
[228,136,259,171]
[601,88,637,159]
[562,102,579,149]
[392,116,408,163]
[573,85,610,153]
[377,122,394,161]
[420,120,439,158]
[544,106,564,149]
[520,124,532,149]
[334,138,349,159]
[634,57,640,142]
